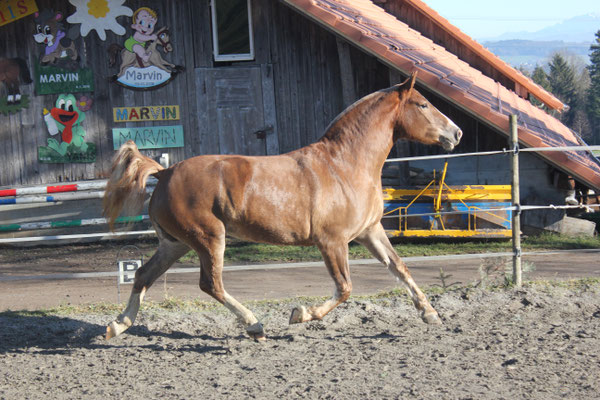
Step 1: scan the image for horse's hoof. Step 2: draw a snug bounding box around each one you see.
[105,319,131,340]
[250,332,267,342]
[246,322,266,341]
[422,311,442,325]
[289,306,309,324]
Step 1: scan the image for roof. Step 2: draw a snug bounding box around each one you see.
[281,0,600,191]
[392,0,565,111]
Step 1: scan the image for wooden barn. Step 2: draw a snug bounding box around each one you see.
[1,0,599,239]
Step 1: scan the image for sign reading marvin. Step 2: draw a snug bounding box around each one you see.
[113,105,180,122]
[112,125,184,150]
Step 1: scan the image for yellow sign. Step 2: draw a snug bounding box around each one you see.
[0,0,38,27]
[113,105,180,122]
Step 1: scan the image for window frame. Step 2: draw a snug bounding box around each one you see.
[210,0,255,62]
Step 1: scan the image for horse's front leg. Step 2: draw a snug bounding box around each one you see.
[290,242,352,323]
[355,223,441,324]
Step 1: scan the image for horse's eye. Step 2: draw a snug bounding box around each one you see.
[419,103,428,109]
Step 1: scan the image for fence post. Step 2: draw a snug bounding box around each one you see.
[510,114,522,287]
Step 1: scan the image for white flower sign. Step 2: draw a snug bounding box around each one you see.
[67,0,132,41]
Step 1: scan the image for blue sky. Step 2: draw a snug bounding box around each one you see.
[423,0,599,40]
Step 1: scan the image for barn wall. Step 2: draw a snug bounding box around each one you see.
[0,0,200,187]
[0,0,568,214]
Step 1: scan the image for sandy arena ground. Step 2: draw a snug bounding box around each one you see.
[1,241,599,398]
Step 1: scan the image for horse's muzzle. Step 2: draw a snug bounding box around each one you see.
[440,128,462,151]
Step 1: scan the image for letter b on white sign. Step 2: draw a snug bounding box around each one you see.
[118,260,142,284]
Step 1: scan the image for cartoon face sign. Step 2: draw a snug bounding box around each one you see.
[50,94,85,142]
[33,9,78,65]
[132,8,157,37]
[39,94,95,163]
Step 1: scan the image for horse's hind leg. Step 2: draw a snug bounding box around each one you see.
[186,223,264,340]
[289,242,352,323]
[355,223,441,324]
[106,236,189,339]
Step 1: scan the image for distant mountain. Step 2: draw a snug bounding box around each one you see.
[484,14,600,43]
[482,39,591,68]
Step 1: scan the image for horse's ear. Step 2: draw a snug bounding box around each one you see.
[408,71,417,91]
[397,71,418,94]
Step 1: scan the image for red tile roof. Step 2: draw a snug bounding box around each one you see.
[282,0,600,190]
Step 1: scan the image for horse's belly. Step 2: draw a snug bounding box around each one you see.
[225,216,313,246]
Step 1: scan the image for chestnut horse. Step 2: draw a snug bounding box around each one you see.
[103,73,462,340]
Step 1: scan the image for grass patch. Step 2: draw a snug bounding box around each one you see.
[5,278,598,317]
[175,233,600,265]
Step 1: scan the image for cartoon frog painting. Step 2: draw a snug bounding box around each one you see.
[38,94,96,163]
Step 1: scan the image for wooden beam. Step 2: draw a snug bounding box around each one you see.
[336,37,356,108]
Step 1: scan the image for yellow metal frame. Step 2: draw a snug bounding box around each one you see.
[383,162,512,238]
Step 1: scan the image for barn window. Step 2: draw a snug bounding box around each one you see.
[210,0,255,62]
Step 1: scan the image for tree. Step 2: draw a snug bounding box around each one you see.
[587,30,600,144]
[530,65,551,110]
[548,53,578,127]
[532,65,551,92]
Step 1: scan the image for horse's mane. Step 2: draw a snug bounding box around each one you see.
[321,88,396,143]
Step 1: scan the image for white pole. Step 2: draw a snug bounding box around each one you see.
[510,115,522,287]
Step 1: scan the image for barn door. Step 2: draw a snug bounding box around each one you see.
[196,66,278,156]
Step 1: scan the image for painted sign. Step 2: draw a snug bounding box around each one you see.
[107,6,183,90]
[112,125,184,150]
[33,9,79,66]
[118,260,141,284]
[113,105,179,122]
[0,57,32,115]
[34,63,94,95]
[66,0,132,41]
[0,0,38,27]
[38,94,96,163]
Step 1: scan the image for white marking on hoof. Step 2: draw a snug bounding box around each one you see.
[289,305,310,324]
[422,310,442,325]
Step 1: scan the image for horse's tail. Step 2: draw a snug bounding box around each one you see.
[107,43,123,67]
[103,140,164,230]
[13,58,32,84]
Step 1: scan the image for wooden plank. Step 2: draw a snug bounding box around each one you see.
[194,68,218,155]
[336,37,356,108]
[261,64,280,155]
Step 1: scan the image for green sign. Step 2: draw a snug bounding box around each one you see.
[112,125,184,150]
[34,64,94,95]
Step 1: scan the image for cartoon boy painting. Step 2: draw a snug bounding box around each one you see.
[124,7,157,63]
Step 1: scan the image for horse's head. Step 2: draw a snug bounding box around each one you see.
[155,27,173,53]
[394,73,462,151]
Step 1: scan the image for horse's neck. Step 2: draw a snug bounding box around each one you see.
[319,92,398,174]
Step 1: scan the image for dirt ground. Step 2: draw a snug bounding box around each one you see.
[1,241,600,398]
[1,283,599,399]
